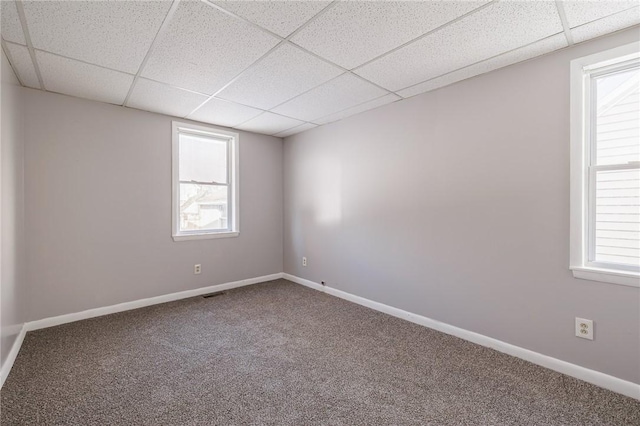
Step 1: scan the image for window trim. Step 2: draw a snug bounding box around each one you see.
[172,121,239,242]
[569,42,639,287]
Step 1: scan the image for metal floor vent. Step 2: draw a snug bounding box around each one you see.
[202,291,226,299]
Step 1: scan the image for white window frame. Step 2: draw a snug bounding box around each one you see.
[172,121,239,242]
[570,42,640,287]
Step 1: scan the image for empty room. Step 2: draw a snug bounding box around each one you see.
[1,0,639,424]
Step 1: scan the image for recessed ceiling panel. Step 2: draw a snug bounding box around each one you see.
[397,34,568,98]
[355,0,564,92]
[213,0,331,37]
[4,43,39,88]
[37,51,134,105]
[3,0,636,138]
[236,112,305,136]
[291,1,490,70]
[313,94,401,125]
[187,97,264,128]
[571,7,640,44]
[274,122,318,138]
[562,1,638,28]
[142,1,280,95]
[216,43,343,110]
[23,0,171,74]
[272,73,388,122]
[127,78,209,119]
[1,1,26,45]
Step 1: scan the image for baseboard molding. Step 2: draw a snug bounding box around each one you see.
[0,324,27,388]
[25,273,284,332]
[5,272,638,400]
[283,273,640,401]
[1,273,283,389]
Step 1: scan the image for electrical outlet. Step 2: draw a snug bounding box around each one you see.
[575,317,593,340]
[302,257,307,267]
[194,264,201,275]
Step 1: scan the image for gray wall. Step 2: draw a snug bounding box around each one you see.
[1,51,26,367]
[23,89,283,321]
[283,28,640,384]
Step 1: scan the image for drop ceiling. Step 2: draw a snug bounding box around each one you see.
[2,0,639,137]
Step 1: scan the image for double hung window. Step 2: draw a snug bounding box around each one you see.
[172,122,239,241]
[570,43,639,286]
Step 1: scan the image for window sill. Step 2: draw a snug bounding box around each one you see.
[172,231,239,242]
[571,266,639,288]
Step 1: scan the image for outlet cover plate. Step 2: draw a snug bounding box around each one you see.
[575,317,594,340]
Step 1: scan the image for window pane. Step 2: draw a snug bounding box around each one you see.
[179,183,229,232]
[595,67,640,166]
[179,133,228,184]
[595,169,640,267]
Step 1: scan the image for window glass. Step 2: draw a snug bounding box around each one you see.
[595,67,640,166]
[591,66,640,268]
[179,134,228,184]
[179,184,228,232]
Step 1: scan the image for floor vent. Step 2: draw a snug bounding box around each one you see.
[202,291,226,299]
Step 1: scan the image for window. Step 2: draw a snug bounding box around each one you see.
[570,43,639,287]
[172,122,239,241]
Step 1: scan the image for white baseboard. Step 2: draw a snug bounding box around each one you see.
[1,273,283,389]
[0,324,27,388]
[283,273,640,401]
[26,273,284,332]
[5,271,638,401]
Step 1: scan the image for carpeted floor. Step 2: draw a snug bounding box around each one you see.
[2,279,639,425]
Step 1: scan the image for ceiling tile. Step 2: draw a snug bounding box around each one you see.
[236,112,305,136]
[291,1,490,70]
[571,6,640,44]
[216,43,342,110]
[23,1,171,74]
[271,73,388,122]
[313,94,401,125]
[142,1,279,95]
[4,43,39,88]
[214,0,331,37]
[355,0,564,92]
[187,97,264,128]
[562,1,638,28]
[1,1,26,44]
[127,78,208,118]
[398,34,568,98]
[274,122,318,138]
[36,51,133,105]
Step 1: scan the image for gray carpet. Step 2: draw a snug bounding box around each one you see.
[2,279,639,425]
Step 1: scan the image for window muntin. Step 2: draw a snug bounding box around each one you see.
[172,122,238,241]
[570,43,640,286]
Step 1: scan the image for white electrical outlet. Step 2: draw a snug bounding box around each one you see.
[194,264,201,275]
[575,317,593,340]
[302,257,307,267]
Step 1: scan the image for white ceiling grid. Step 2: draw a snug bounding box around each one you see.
[1,0,638,137]
[236,111,305,134]
[36,50,134,105]
[3,42,38,88]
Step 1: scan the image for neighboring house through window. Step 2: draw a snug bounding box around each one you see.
[172,122,239,241]
[570,42,639,287]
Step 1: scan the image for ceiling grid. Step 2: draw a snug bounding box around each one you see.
[555,0,576,46]
[14,0,44,89]
[123,0,183,106]
[1,0,638,137]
